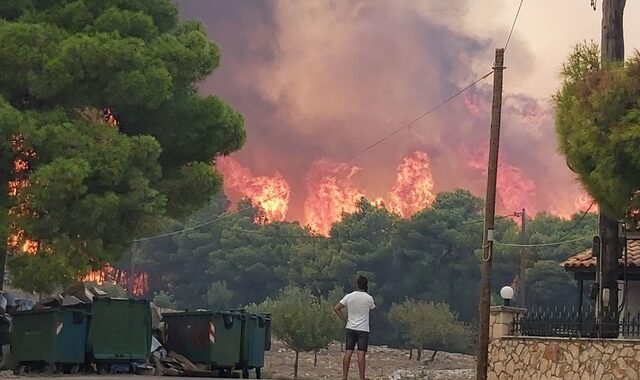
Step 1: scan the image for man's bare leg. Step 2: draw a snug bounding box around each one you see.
[343,350,353,379]
[357,350,366,380]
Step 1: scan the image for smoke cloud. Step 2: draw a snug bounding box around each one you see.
[175,0,588,222]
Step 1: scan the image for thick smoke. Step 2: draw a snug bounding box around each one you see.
[176,0,588,221]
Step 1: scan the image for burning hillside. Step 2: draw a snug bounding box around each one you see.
[218,151,437,235]
[177,1,592,230]
[216,157,290,223]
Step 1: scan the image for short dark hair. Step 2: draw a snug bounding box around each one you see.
[357,275,368,291]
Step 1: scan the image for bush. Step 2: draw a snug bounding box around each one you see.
[254,287,338,378]
[153,290,177,309]
[388,299,472,361]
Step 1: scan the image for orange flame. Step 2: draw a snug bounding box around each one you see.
[461,144,537,214]
[496,164,537,214]
[216,157,290,223]
[303,161,365,236]
[551,190,596,219]
[8,135,38,254]
[7,108,118,256]
[83,264,149,296]
[387,151,435,218]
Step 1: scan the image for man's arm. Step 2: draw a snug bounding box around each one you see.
[333,302,347,321]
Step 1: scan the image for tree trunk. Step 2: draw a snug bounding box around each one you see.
[314,351,317,367]
[429,350,438,362]
[294,351,299,379]
[417,348,422,361]
[601,0,625,64]
[598,0,625,337]
[409,348,413,360]
[599,215,621,337]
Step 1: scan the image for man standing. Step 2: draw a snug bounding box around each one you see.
[333,276,375,380]
[0,292,13,369]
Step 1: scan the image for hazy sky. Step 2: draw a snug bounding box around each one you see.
[174,0,639,219]
[465,0,640,99]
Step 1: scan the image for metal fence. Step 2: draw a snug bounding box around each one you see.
[511,307,640,339]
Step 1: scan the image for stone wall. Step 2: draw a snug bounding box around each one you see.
[489,336,640,380]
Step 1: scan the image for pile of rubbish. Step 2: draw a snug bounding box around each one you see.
[153,352,221,377]
[32,283,108,309]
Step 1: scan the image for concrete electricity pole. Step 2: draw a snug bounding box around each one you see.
[598,0,625,335]
[476,48,505,380]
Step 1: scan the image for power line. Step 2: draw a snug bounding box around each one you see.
[494,236,592,248]
[133,207,253,242]
[133,71,494,243]
[140,212,519,243]
[504,0,525,51]
[551,199,597,243]
[134,1,528,244]
[349,71,492,159]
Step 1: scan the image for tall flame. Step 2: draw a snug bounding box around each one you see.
[303,161,365,236]
[495,164,537,214]
[461,144,537,214]
[552,190,596,219]
[7,135,38,254]
[216,156,291,223]
[219,151,438,236]
[84,264,149,297]
[8,108,119,259]
[387,151,435,218]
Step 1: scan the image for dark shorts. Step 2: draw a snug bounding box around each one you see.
[345,328,369,352]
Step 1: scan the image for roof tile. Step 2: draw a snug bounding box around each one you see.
[563,240,640,270]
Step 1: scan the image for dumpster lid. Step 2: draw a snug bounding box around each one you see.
[12,307,86,316]
[162,310,246,319]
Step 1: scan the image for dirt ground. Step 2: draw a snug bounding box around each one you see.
[263,341,476,380]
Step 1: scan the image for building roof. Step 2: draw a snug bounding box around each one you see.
[563,240,640,271]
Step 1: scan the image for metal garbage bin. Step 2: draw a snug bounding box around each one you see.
[87,298,151,363]
[12,308,88,371]
[246,314,271,378]
[162,311,244,371]
[228,311,270,379]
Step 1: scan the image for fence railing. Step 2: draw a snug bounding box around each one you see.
[511,307,640,339]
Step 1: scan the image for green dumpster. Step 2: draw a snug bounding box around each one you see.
[247,314,271,377]
[87,298,151,362]
[233,312,271,379]
[12,308,88,365]
[162,311,244,370]
[263,314,272,351]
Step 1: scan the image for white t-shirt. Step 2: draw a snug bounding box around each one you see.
[339,291,375,332]
[2,293,15,308]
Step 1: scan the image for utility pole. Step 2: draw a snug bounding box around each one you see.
[476,48,505,380]
[518,208,527,308]
[598,0,625,336]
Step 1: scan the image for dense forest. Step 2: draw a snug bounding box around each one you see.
[134,189,596,346]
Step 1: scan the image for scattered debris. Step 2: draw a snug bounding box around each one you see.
[33,284,108,310]
[154,352,219,377]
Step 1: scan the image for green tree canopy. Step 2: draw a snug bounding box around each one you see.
[525,260,578,310]
[257,287,337,378]
[0,0,245,292]
[391,190,484,322]
[555,42,640,217]
[388,299,472,360]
